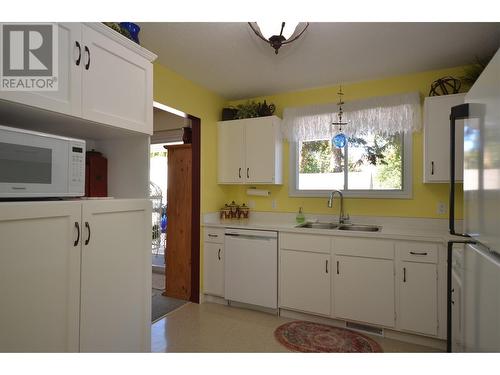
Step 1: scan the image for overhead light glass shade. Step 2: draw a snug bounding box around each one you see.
[257,22,299,40]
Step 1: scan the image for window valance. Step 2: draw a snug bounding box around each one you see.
[282,92,421,142]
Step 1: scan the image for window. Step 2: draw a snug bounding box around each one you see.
[290,132,412,198]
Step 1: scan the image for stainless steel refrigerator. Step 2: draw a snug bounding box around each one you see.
[449,47,500,352]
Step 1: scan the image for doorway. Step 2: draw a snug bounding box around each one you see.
[149,101,201,322]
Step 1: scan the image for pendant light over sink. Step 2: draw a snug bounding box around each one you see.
[248,22,309,54]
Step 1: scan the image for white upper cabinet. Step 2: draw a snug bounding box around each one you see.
[0,23,82,117]
[423,93,466,183]
[0,23,156,135]
[218,116,283,184]
[81,25,153,134]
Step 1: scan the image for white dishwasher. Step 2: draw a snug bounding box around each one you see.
[224,229,278,309]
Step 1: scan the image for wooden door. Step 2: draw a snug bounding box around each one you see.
[203,242,224,297]
[333,255,395,327]
[165,145,192,300]
[79,199,151,352]
[0,201,81,352]
[0,23,82,117]
[399,261,438,336]
[81,25,152,134]
[280,250,331,315]
[217,121,245,183]
[244,117,277,183]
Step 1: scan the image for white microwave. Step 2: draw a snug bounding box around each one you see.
[0,125,85,198]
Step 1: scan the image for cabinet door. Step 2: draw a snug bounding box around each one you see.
[0,202,81,352]
[81,25,153,134]
[451,270,463,351]
[0,23,82,117]
[245,117,277,183]
[334,255,395,327]
[399,262,438,336]
[80,199,151,352]
[280,250,331,315]
[217,121,245,183]
[424,93,465,182]
[203,242,224,297]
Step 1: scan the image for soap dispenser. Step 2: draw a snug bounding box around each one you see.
[296,207,306,224]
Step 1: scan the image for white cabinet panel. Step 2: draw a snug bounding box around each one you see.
[0,202,81,352]
[79,199,151,352]
[452,269,464,351]
[217,120,245,183]
[0,23,82,117]
[399,261,438,336]
[280,250,331,315]
[81,25,153,134]
[424,93,465,183]
[245,117,279,183]
[203,242,224,297]
[333,255,395,327]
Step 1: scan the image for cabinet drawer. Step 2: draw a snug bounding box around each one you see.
[397,242,438,264]
[334,238,394,259]
[280,233,331,254]
[204,227,225,244]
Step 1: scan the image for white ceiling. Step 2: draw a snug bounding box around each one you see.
[139,22,500,100]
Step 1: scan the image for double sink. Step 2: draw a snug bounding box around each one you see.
[296,222,381,232]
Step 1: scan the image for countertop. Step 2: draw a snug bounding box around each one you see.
[203,212,461,244]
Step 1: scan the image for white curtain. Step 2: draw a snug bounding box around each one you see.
[282,92,421,142]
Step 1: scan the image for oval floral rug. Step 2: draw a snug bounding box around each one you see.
[274,321,383,353]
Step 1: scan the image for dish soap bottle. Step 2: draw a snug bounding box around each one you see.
[296,207,305,224]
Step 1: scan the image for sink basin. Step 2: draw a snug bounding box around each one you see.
[337,224,381,232]
[296,222,338,229]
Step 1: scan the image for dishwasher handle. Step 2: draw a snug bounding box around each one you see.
[225,233,276,241]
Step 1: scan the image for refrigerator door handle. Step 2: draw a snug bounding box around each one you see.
[449,103,471,237]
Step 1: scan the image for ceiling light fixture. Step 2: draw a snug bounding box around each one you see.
[248,22,309,55]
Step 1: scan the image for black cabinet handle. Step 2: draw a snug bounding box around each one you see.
[75,41,81,66]
[431,161,434,175]
[410,251,428,256]
[238,168,241,179]
[403,267,406,282]
[247,168,249,179]
[84,46,90,70]
[74,222,80,246]
[336,261,339,275]
[208,234,218,238]
[325,260,328,273]
[218,248,221,260]
[85,221,91,245]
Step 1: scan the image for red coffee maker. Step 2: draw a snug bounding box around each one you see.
[85,150,108,197]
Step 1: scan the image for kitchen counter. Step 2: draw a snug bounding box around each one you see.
[203,211,460,244]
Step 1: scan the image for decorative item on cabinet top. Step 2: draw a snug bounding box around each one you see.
[429,76,461,96]
[221,100,276,121]
[103,22,141,44]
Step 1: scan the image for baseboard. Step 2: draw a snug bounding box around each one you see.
[279,308,446,351]
[202,294,278,315]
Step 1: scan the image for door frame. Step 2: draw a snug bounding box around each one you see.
[151,101,200,304]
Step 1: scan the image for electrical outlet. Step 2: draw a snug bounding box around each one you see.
[437,201,447,215]
[248,200,255,209]
[272,199,277,209]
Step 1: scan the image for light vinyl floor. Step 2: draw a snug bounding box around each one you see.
[151,302,441,353]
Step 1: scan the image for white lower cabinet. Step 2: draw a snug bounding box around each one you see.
[0,202,81,352]
[79,199,150,352]
[280,249,331,316]
[203,242,225,297]
[0,199,151,352]
[333,255,396,327]
[399,261,438,336]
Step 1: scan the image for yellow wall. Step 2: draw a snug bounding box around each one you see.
[153,63,230,214]
[226,66,466,219]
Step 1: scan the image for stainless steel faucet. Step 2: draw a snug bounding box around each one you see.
[328,190,349,224]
